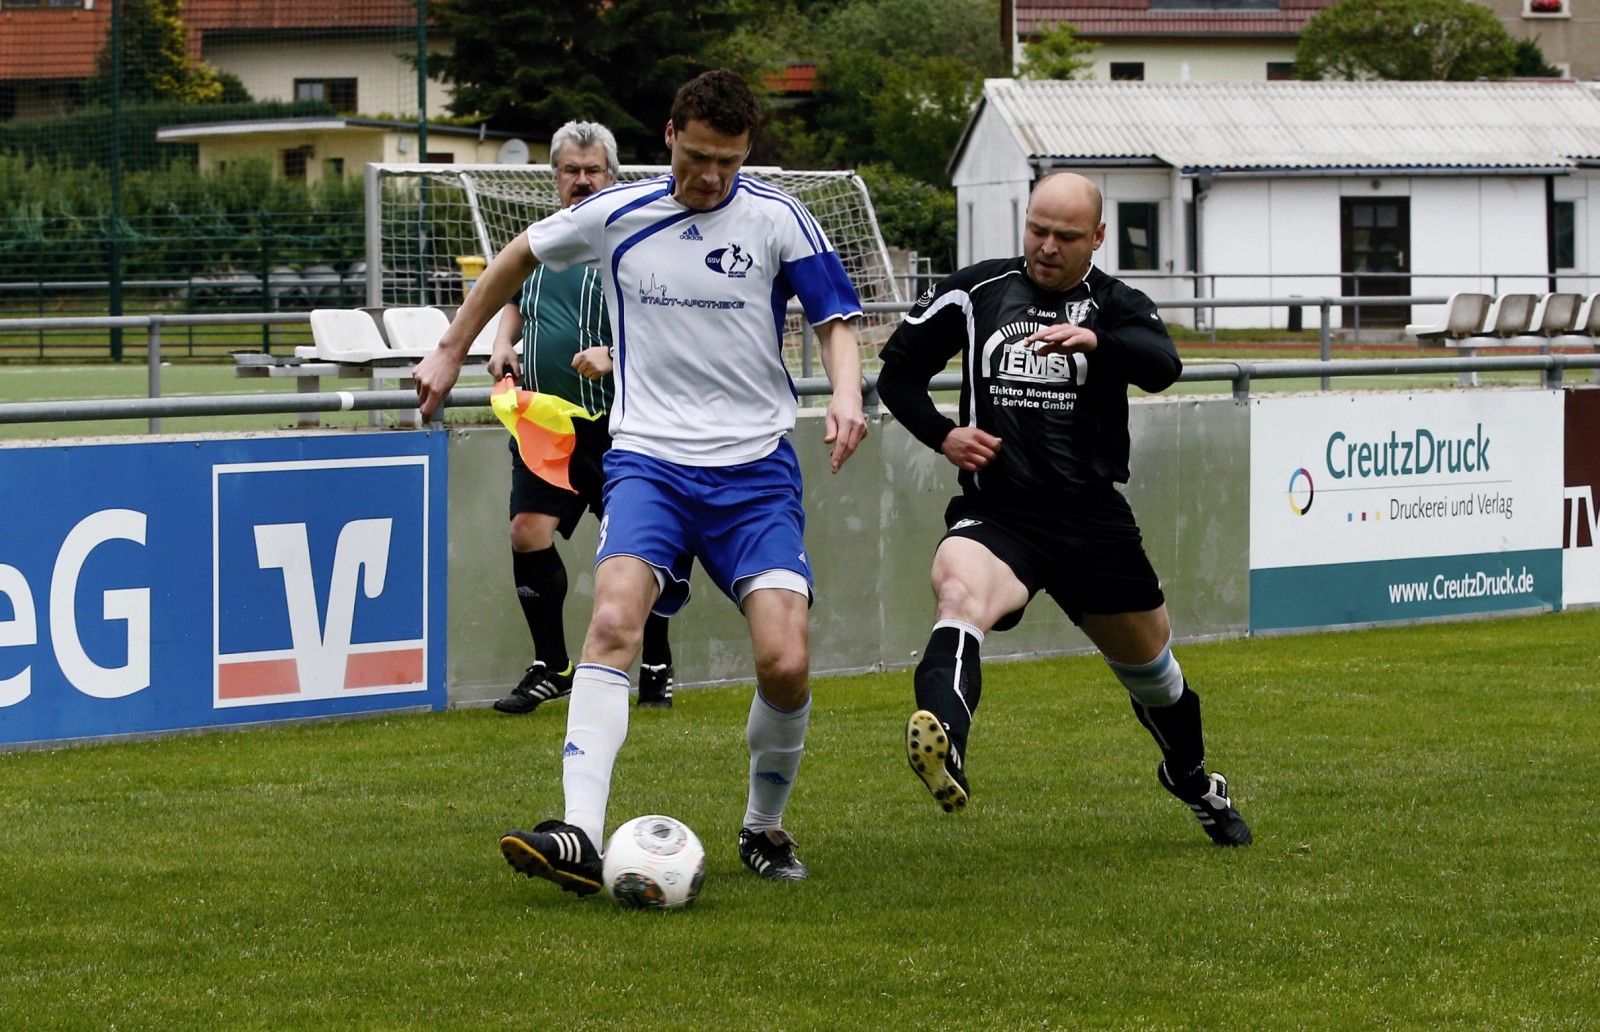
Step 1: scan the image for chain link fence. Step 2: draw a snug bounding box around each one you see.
[0,210,366,359]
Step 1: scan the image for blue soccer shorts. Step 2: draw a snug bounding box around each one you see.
[598,440,813,616]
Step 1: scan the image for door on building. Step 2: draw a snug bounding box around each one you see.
[1341,197,1411,328]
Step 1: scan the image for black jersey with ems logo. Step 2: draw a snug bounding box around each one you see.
[878,257,1180,498]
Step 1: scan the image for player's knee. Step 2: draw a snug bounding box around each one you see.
[584,600,643,656]
[1106,646,1184,707]
[753,648,808,699]
[509,514,554,552]
[931,573,985,624]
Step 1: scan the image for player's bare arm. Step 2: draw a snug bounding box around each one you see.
[815,317,868,473]
[1026,322,1098,355]
[571,345,612,381]
[487,303,523,381]
[414,236,540,420]
[940,426,1003,472]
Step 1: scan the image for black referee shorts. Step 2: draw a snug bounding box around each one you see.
[941,488,1165,630]
[506,428,608,539]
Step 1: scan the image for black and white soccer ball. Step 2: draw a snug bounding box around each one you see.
[602,814,706,909]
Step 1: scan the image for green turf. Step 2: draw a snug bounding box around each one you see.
[3,610,1596,1029]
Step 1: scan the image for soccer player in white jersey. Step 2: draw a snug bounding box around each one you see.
[413,69,869,893]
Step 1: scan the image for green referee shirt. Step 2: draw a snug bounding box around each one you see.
[516,263,612,416]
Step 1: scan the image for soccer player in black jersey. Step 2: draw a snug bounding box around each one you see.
[876,171,1251,845]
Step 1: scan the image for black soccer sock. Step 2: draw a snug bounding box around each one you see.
[641,612,673,669]
[1130,681,1206,780]
[913,623,984,760]
[512,546,569,671]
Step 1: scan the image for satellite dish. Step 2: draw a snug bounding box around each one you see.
[496,138,530,164]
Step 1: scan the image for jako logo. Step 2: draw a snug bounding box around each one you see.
[1287,467,1314,516]
[212,457,428,707]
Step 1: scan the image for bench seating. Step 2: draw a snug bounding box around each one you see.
[233,306,497,427]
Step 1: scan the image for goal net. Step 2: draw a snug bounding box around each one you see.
[364,163,905,373]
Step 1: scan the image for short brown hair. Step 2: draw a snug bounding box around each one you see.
[670,68,761,138]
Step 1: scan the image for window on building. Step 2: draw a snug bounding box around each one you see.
[1109,63,1145,82]
[1117,202,1160,271]
[0,1,90,8]
[424,152,456,164]
[326,157,345,178]
[1266,62,1296,81]
[295,78,358,112]
[1554,200,1577,269]
[282,146,312,181]
[1524,0,1568,17]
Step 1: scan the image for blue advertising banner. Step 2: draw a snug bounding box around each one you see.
[0,432,448,748]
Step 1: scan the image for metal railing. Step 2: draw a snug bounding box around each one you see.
[4,298,1598,432]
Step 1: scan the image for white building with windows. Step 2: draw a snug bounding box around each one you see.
[951,78,1600,329]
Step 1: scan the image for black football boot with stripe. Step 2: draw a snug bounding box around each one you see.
[499,820,603,895]
[906,709,970,813]
[1158,762,1253,847]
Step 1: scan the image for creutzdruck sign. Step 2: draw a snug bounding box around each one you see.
[1249,391,1562,632]
[0,433,447,748]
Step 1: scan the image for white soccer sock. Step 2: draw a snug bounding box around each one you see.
[561,663,631,850]
[741,691,811,833]
[1106,644,1184,707]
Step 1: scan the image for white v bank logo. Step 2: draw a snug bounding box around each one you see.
[213,457,428,708]
[252,518,393,694]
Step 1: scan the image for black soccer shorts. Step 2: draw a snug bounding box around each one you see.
[941,488,1165,629]
[506,430,607,539]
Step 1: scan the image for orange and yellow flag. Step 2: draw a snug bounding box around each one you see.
[489,376,605,494]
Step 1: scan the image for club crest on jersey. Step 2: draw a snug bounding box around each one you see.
[705,243,754,278]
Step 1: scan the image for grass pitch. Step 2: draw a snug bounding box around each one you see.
[3,610,1597,1029]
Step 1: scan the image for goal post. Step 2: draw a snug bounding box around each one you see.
[363,162,905,368]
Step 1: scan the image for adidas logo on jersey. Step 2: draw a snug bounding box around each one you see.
[679,224,704,241]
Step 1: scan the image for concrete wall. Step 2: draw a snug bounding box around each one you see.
[443,397,1250,705]
[1083,40,1298,83]
[203,37,454,120]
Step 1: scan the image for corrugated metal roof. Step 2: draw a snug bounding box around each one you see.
[974,79,1600,172]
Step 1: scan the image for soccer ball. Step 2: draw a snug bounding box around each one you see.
[602,814,706,909]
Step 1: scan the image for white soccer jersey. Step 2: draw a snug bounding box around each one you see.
[524,173,863,466]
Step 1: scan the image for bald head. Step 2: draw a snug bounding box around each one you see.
[1030,171,1103,224]
[1023,172,1106,291]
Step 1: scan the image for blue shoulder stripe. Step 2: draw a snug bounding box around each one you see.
[599,177,673,226]
[737,176,826,254]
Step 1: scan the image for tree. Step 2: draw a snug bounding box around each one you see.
[84,0,223,106]
[804,0,1007,186]
[1017,22,1098,81]
[1512,40,1562,78]
[1296,0,1517,81]
[594,0,745,156]
[858,163,957,271]
[426,0,739,160]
